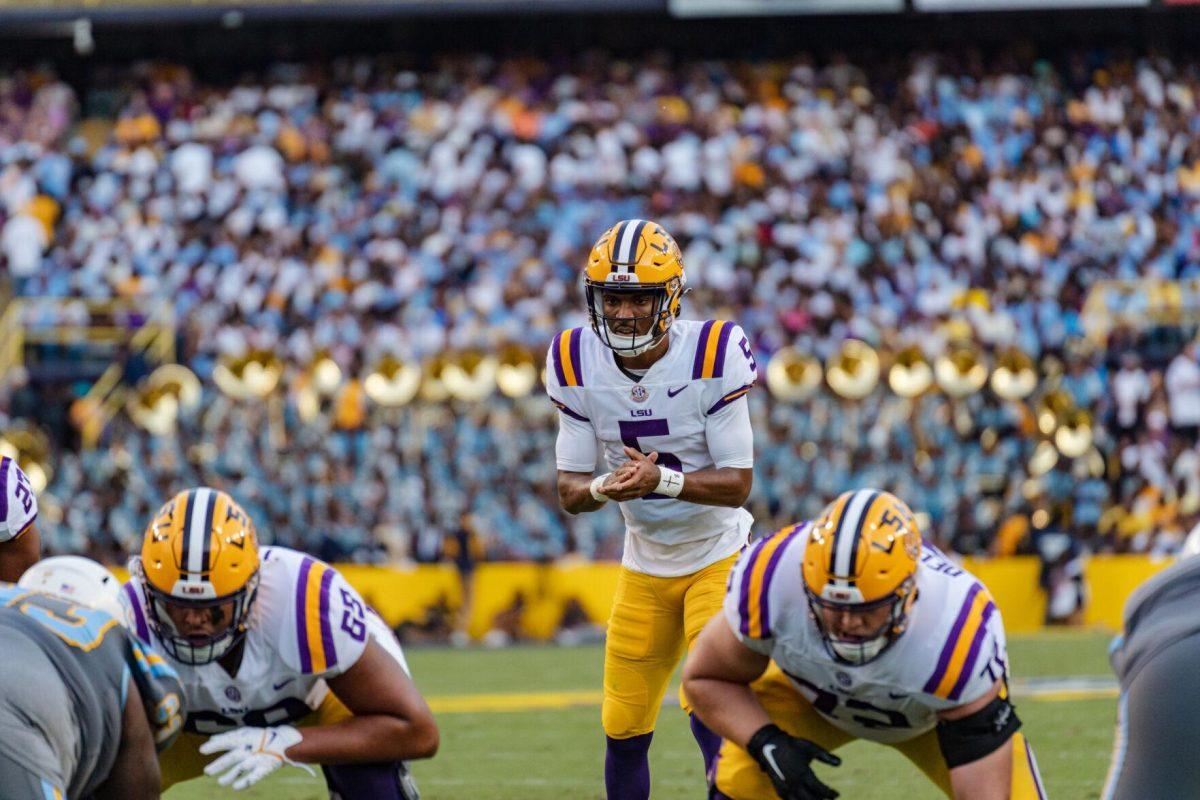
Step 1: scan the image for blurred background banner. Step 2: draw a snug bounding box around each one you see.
[668,0,900,18]
[914,0,1147,8]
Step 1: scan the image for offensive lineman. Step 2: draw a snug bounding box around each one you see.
[1,556,184,799]
[547,219,758,799]
[0,455,42,581]
[684,490,1047,799]
[123,487,438,795]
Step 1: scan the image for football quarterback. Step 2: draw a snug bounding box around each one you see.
[0,556,183,799]
[547,219,758,799]
[684,489,1046,800]
[123,487,438,796]
[0,455,42,582]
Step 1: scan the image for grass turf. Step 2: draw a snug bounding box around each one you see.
[166,631,1118,799]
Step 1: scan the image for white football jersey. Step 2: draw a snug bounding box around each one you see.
[546,319,758,577]
[724,525,1008,744]
[122,545,408,734]
[0,456,37,543]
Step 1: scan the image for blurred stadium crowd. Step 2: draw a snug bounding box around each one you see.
[1,48,1199,566]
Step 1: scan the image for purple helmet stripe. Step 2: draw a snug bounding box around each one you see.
[0,457,9,522]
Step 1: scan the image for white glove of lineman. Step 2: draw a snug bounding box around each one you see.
[200,725,316,790]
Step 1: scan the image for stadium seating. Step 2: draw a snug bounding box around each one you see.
[0,52,1197,564]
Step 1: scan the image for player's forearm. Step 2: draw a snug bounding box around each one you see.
[947,739,1012,800]
[682,677,771,747]
[557,472,606,514]
[675,467,752,507]
[96,684,161,800]
[286,713,439,764]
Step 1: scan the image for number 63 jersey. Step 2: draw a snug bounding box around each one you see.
[547,319,758,577]
[122,545,408,734]
[725,526,1010,744]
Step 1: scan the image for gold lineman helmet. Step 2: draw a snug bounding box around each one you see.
[584,219,687,356]
[802,489,922,666]
[134,487,260,665]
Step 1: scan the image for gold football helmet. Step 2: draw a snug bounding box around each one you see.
[802,489,921,665]
[134,487,260,665]
[584,219,687,356]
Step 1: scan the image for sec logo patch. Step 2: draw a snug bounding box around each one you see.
[630,385,649,403]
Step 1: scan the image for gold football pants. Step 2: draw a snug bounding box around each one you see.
[713,662,1045,799]
[602,553,737,739]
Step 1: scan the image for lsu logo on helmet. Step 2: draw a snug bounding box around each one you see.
[583,219,688,356]
[802,489,922,665]
[135,487,260,665]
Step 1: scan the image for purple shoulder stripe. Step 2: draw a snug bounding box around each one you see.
[711,322,734,379]
[569,327,584,387]
[735,536,771,637]
[758,524,806,639]
[295,557,314,673]
[0,457,9,520]
[318,567,338,669]
[923,582,982,694]
[550,333,567,388]
[123,582,151,642]
[692,320,716,379]
[948,600,996,701]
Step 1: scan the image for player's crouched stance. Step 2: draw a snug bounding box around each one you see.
[1,556,184,799]
[123,488,438,796]
[684,490,1047,800]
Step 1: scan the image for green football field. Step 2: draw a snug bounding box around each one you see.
[166,630,1118,800]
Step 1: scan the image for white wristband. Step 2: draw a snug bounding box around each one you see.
[591,474,612,503]
[654,467,685,498]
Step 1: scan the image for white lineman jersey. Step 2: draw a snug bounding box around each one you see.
[122,545,408,734]
[546,319,758,577]
[0,456,37,542]
[724,524,1009,744]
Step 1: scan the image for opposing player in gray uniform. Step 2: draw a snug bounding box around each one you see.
[1102,553,1200,800]
[0,556,185,799]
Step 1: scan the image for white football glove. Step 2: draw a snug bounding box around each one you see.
[200,725,315,790]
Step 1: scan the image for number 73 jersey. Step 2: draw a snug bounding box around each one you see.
[546,319,758,577]
[122,545,407,734]
[725,526,1010,743]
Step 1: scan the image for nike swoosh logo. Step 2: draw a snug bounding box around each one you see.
[667,385,688,397]
[761,744,785,781]
[887,691,907,699]
[273,678,294,691]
